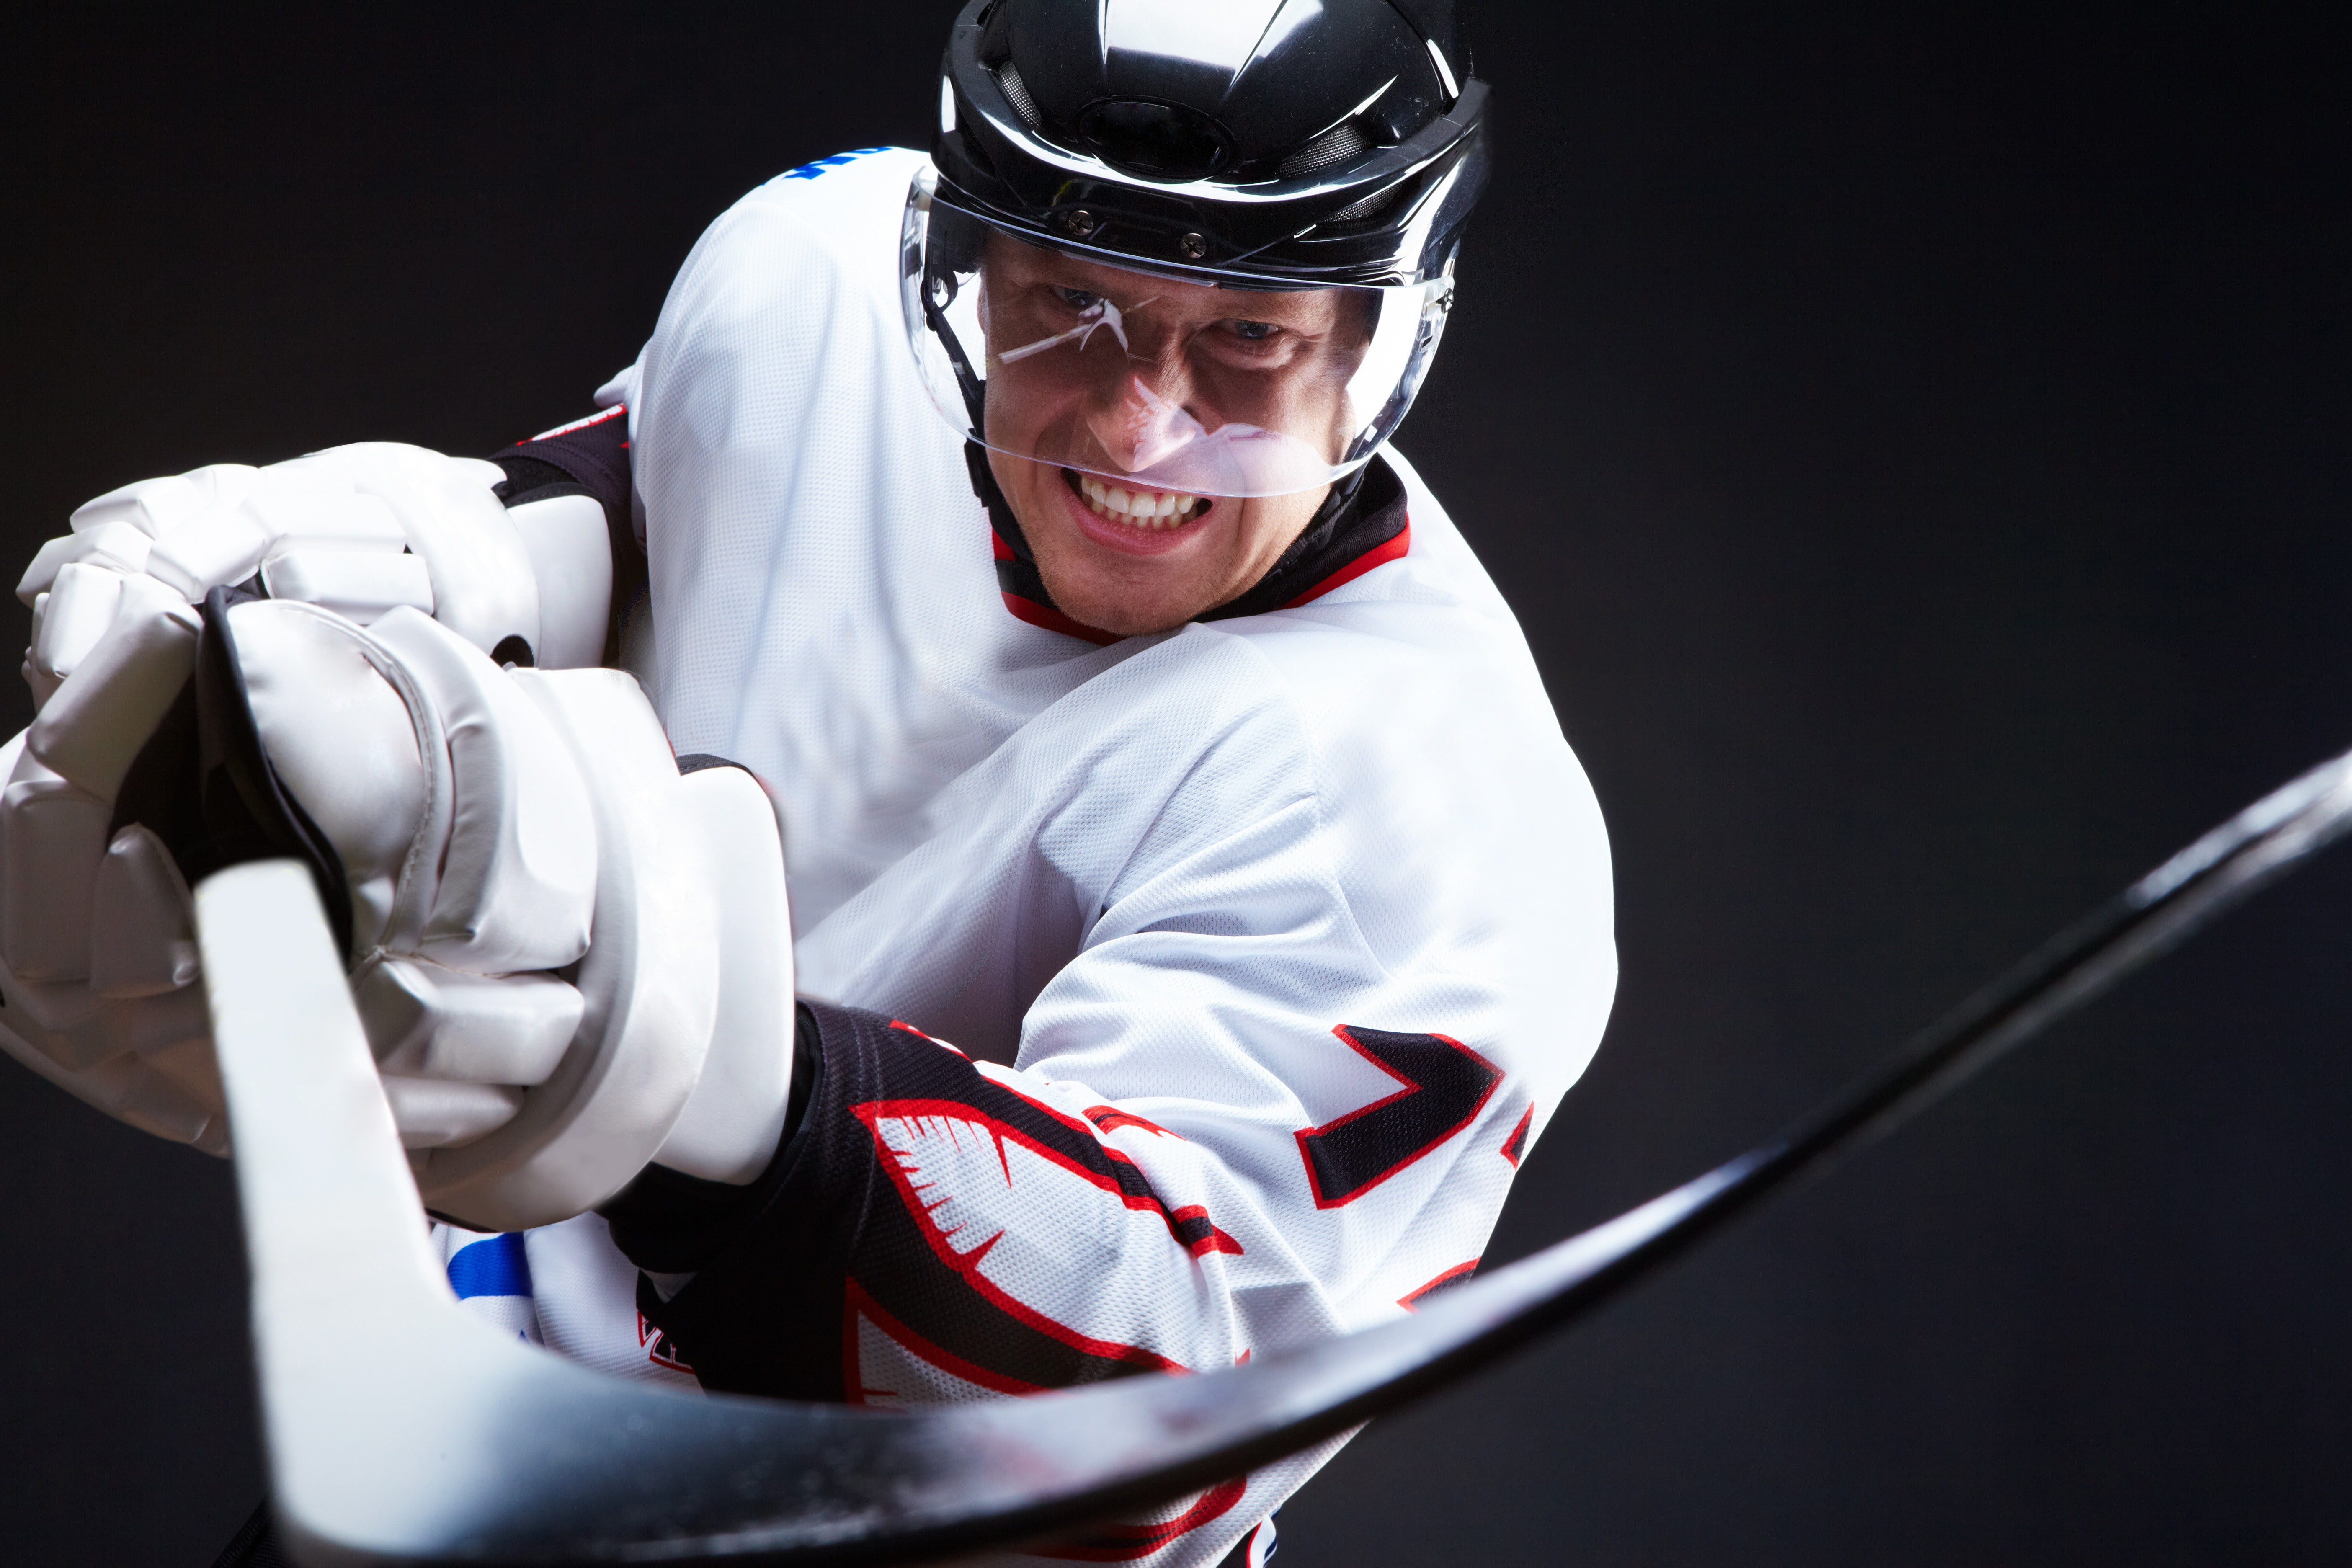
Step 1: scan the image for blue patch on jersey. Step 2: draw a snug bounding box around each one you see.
[781,147,895,180]
[447,1232,533,1300]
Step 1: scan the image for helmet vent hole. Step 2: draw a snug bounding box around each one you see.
[1326,185,1400,223]
[995,62,1042,130]
[1078,100,1233,181]
[1279,119,1372,181]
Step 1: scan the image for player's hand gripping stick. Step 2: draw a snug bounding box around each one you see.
[5,585,794,1230]
[0,446,621,1168]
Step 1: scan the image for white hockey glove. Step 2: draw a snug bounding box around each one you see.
[0,444,619,1164]
[0,576,223,1149]
[2,472,790,1232]
[16,442,614,701]
[0,589,792,1232]
[223,597,797,1229]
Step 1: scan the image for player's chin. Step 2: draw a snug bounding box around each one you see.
[1029,473,1246,635]
[1055,467,1225,560]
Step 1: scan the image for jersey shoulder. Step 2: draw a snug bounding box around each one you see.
[1114,555,1590,889]
[661,146,925,325]
[1216,458,1554,739]
[734,145,926,240]
[1178,463,1605,944]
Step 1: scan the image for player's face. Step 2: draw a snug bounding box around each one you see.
[978,235,1367,636]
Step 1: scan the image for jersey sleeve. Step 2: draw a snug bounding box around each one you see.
[614,1000,1271,1400]
[603,983,1471,1566]
[609,627,1610,1405]
[487,400,645,667]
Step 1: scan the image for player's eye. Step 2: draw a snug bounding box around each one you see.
[1228,319,1279,342]
[1055,287,1106,312]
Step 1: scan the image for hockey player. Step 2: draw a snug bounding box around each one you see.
[0,3,1615,1563]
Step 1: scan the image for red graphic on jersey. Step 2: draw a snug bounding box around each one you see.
[636,1311,694,1374]
[842,1276,1047,1404]
[890,1019,968,1057]
[846,1238,1246,1558]
[1033,1475,1249,1561]
[970,1076,1239,1256]
[1295,1026,1504,1207]
[1084,1104,1180,1139]
[526,403,626,443]
[1164,1205,1239,1255]
[1500,1106,1533,1168]
[858,1101,1184,1376]
[1398,1259,1481,1311]
[859,1097,1242,1265]
[855,1098,1246,1382]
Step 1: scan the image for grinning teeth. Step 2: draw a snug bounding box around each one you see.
[1075,474,1201,531]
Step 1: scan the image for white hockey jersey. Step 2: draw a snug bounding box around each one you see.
[483,144,1615,1567]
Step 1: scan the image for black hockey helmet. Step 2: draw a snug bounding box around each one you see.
[931,0,1487,288]
[904,0,1490,497]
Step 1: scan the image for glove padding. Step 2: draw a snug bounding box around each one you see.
[18,442,614,698]
[0,575,224,1150]
[0,441,625,1174]
[225,598,795,1228]
[0,590,792,1229]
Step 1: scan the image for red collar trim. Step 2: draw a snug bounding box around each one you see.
[1279,518,1411,609]
[999,591,1124,645]
[990,532,1123,643]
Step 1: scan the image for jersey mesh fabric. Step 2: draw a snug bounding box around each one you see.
[531,146,1617,1567]
[534,1216,701,1389]
[645,1001,1349,1563]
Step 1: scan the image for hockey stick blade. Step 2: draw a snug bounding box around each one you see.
[195,743,2352,1567]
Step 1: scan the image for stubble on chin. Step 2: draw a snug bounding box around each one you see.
[998,458,1330,637]
[1032,547,1194,637]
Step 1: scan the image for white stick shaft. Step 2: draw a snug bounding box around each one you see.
[197,861,504,1562]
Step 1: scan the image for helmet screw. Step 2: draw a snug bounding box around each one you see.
[1179,232,1208,259]
[1063,209,1098,237]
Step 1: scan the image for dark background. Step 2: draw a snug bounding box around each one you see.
[5,3,2350,1562]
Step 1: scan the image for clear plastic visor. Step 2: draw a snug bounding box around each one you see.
[902,165,1452,500]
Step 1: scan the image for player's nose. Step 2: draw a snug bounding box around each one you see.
[1086,371,1206,474]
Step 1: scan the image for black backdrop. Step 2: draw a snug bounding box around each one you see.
[6,5,2350,1563]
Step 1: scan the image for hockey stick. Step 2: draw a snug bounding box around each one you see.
[195,741,2352,1567]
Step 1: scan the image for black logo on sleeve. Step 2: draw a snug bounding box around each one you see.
[1295,1027,1503,1208]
